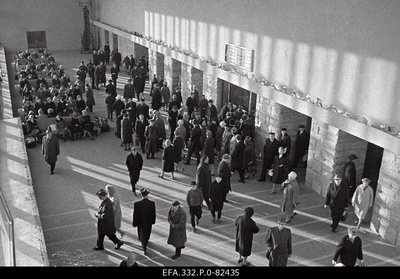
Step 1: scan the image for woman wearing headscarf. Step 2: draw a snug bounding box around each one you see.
[235,207,259,266]
[105,184,125,239]
[280,171,300,223]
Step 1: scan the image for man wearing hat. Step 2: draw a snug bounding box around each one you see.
[280,171,300,223]
[167,200,187,259]
[230,134,246,183]
[186,181,204,232]
[206,99,218,125]
[278,128,291,155]
[352,178,374,229]
[332,226,364,266]
[217,154,232,202]
[293,124,310,168]
[343,154,358,201]
[126,146,143,195]
[265,218,292,266]
[324,174,349,232]
[93,189,124,251]
[258,132,280,182]
[184,119,202,165]
[132,188,156,255]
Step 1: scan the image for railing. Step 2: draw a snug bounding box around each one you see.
[0,187,15,266]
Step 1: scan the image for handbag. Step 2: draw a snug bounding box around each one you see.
[341,210,348,221]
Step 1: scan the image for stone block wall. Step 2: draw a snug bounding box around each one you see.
[203,73,218,102]
[181,64,203,107]
[148,50,165,81]
[305,120,368,196]
[371,149,400,246]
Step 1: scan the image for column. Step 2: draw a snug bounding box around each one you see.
[371,149,400,246]
[181,64,203,106]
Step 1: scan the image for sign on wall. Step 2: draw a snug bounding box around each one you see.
[225,43,254,72]
[26,31,47,49]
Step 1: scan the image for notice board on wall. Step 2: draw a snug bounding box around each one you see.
[225,43,254,72]
[26,31,47,49]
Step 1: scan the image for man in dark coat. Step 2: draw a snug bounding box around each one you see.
[136,98,149,120]
[332,226,364,266]
[343,154,358,201]
[123,78,135,100]
[185,92,198,120]
[209,176,225,224]
[293,125,310,168]
[230,134,246,183]
[270,147,291,194]
[167,200,187,260]
[184,119,202,165]
[151,83,163,111]
[159,139,175,179]
[145,119,159,159]
[133,74,146,101]
[206,100,218,125]
[196,155,212,209]
[93,189,124,250]
[259,132,280,181]
[235,207,259,266]
[132,188,156,255]
[126,146,143,195]
[202,130,215,175]
[324,174,349,233]
[106,79,117,98]
[125,98,137,129]
[265,218,292,266]
[217,154,232,202]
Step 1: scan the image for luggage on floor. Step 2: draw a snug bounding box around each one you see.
[25,137,36,148]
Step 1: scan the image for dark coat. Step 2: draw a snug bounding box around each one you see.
[295,130,310,158]
[154,116,166,140]
[202,136,215,164]
[85,87,95,107]
[189,125,202,152]
[136,103,149,119]
[244,142,257,169]
[162,145,175,172]
[126,152,143,185]
[271,154,290,184]
[279,134,292,154]
[173,136,185,163]
[217,160,231,194]
[145,125,159,154]
[230,140,245,171]
[167,206,187,248]
[132,198,156,243]
[42,134,60,163]
[325,182,349,221]
[343,161,356,189]
[196,162,212,199]
[121,117,133,144]
[265,226,292,266]
[209,180,225,211]
[151,88,162,111]
[235,215,259,257]
[97,197,116,236]
[115,114,124,139]
[135,119,148,143]
[263,138,280,169]
[333,234,363,266]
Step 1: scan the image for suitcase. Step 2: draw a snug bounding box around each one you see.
[25,137,36,148]
[101,124,110,132]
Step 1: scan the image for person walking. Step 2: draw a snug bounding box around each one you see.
[172,131,185,173]
[121,113,134,151]
[230,134,246,183]
[145,119,159,159]
[293,125,310,168]
[196,155,212,209]
[332,226,364,266]
[85,83,96,112]
[184,119,202,165]
[265,218,292,267]
[186,181,204,232]
[132,188,156,255]
[202,130,215,176]
[209,176,225,224]
[343,154,358,201]
[105,184,125,239]
[258,132,280,181]
[126,146,143,195]
[159,139,175,179]
[41,127,60,175]
[269,147,290,194]
[235,207,260,266]
[280,171,300,223]
[324,174,349,233]
[167,200,187,260]
[93,189,124,251]
[352,178,374,229]
[217,154,232,202]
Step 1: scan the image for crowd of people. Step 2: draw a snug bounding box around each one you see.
[19,46,370,267]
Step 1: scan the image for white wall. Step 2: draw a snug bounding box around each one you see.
[93,0,400,130]
[0,0,84,52]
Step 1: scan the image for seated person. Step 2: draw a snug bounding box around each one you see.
[68,112,82,140]
[36,108,47,121]
[43,97,56,115]
[76,95,86,113]
[25,114,40,138]
[55,114,68,141]
[80,110,94,140]
[66,95,77,114]
[23,100,34,115]
[56,97,68,116]
[50,85,59,97]
[47,108,57,118]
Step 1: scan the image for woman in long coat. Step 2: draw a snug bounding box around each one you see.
[172,132,185,173]
[280,171,300,223]
[42,128,60,175]
[270,147,290,194]
[85,84,96,112]
[235,207,259,266]
[243,136,257,178]
[105,184,125,238]
[135,114,148,153]
[196,155,212,209]
[159,140,175,179]
[167,201,187,259]
[145,119,159,158]
[121,113,133,150]
[352,178,374,228]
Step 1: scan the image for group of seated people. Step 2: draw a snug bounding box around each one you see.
[19,52,101,143]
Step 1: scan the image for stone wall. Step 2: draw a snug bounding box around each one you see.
[203,73,218,102]
[181,64,203,108]
[371,150,400,246]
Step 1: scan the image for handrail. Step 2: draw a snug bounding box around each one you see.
[0,186,16,266]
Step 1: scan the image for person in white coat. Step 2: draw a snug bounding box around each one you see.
[280,171,300,223]
[351,178,374,229]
